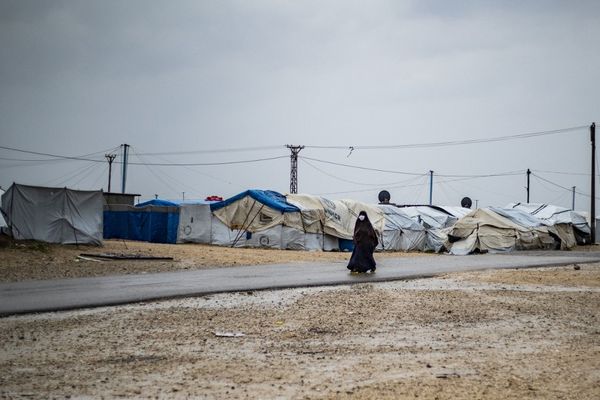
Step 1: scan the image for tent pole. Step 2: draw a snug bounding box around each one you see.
[526,168,531,203]
[591,123,596,244]
[121,143,129,194]
[429,170,433,205]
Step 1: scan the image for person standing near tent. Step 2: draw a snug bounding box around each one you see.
[347,210,378,273]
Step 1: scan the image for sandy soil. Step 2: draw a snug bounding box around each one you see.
[1,237,599,399]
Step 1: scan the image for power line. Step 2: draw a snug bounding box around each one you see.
[125,155,289,166]
[304,125,588,150]
[301,158,427,187]
[132,146,235,186]
[531,172,600,200]
[0,145,119,162]
[533,169,590,176]
[0,145,287,166]
[134,145,284,156]
[300,156,425,175]
[301,156,526,179]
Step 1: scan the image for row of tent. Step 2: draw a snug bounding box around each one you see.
[0,183,593,254]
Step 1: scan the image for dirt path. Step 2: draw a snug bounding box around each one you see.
[1,264,599,399]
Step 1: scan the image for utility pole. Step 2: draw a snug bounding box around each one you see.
[121,143,130,194]
[286,145,304,194]
[105,153,116,192]
[572,186,576,210]
[526,168,531,203]
[429,170,434,205]
[591,122,596,243]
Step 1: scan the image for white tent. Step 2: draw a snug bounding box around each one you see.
[286,194,387,251]
[1,183,103,245]
[491,206,575,250]
[209,190,325,250]
[507,203,590,245]
[176,203,213,244]
[448,208,558,255]
[398,206,468,252]
[286,194,385,237]
[377,205,427,251]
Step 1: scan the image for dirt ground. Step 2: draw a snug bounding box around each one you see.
[0,236,430,283]
[1,237,599,399]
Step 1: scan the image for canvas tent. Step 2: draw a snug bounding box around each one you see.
[376,205,427,251]
[507,203,590,245]
[447,207,558,255]
[209,190,316,249]
[397,206,466,252]
[286,194,387,251]
[491,206,576,250]
[1,183,103,245]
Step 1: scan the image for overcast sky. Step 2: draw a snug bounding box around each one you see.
[1,0,599,209]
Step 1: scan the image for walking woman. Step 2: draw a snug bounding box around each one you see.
[347,211,378,273]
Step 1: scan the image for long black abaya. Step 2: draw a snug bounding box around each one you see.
[347,211,378,273]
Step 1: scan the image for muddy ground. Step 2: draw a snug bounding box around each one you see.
[0,238,599,399]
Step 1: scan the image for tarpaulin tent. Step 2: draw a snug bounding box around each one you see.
[209,190,317,249]
[1,183,103,245]
[507,203,590,245]
[286,194,385,238]
[490,206,575,250]
[103,201,180,244]
[448,208,558,255]
[377,205,427,251]
[398,206,466,252]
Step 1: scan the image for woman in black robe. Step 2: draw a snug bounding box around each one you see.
[347,210,378,273]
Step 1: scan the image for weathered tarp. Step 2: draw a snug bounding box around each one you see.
[507,203,590,245]
[448,208,558,255]
[208,191,330,250]
[104,203,179,244]
[395,206,465,252]
[377,205,427,251]
[1,183,103,245]
[286,194,385,240]
[210,190,300,234]
[136,199,180,208]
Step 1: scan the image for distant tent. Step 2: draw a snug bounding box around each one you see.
[448,208,560,255]
[135,199,180,208]
[286,194,387,251]
[377,205,427,251]
[1,183,103,245]
[210,190,312,249]
[398,206,465,252]
[507,203,590,245]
